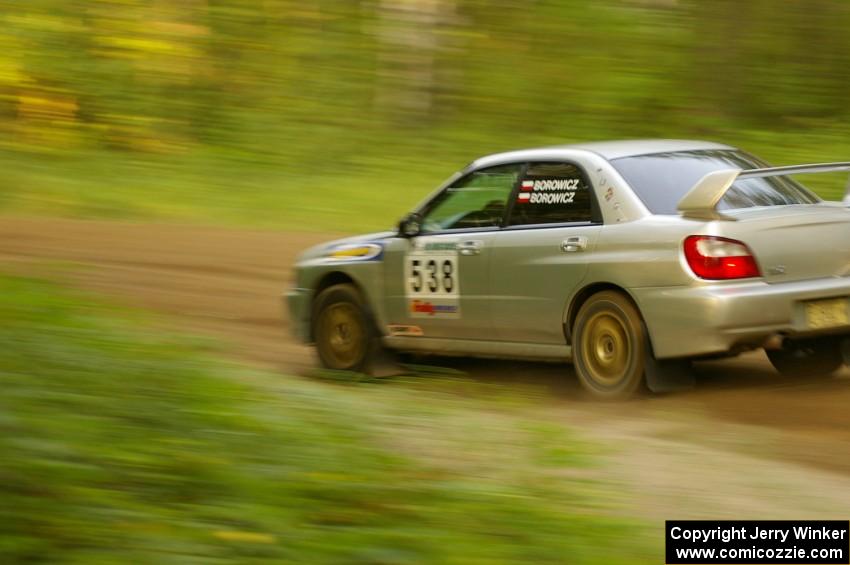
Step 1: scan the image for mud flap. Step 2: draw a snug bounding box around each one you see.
[644,357,695,393]
[367,341,409,378]
[643,324,695,393]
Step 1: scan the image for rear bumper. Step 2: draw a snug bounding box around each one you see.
[285,288,312,343]
[634,277,850,359]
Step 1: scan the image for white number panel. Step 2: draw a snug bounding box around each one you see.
[404,240,461,319]
[406,255,458,297]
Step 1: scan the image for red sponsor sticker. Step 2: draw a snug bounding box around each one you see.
[410,300,458,316]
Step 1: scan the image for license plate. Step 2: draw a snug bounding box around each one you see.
[805,298,850,330]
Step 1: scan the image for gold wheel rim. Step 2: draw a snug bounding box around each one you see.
[581,311,630,387]
[317,303,364,369]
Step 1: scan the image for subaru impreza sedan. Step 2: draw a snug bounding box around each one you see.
[286,139,850,398]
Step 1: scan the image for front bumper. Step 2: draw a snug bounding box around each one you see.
[634,276,850,359]
[285,288,312,343]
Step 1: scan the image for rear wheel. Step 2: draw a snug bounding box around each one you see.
[766,337,843,378]
[573,291,647,399]
[313,284,377,372]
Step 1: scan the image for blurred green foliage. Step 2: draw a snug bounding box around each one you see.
[0,274,655,563]
[1,0,850,231]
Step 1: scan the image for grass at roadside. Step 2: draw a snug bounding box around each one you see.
[0,274,655,564]
[3,128,850,234]
[0,149,438,234]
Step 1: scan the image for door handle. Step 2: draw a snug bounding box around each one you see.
[560,236,588,253]
[457,240,483,256]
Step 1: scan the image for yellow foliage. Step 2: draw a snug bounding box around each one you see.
[213,531,278,544]
[95,35,198,59]
[0,60,26,86]
[17,93,78,122]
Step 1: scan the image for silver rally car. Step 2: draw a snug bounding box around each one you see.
[287,139,850,398]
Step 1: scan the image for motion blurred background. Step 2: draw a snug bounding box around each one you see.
[3,0,850,231]
[4,1,850,563]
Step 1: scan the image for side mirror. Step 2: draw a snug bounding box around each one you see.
[398,213,422,238]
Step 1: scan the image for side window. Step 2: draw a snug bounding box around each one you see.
[508,162,595,226]
[421,164,521,233]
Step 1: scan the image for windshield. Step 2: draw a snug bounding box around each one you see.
[610,150,820,214]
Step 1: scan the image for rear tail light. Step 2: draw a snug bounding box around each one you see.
[683,235,761,280]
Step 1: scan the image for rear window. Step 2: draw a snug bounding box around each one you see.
[610,150,820,214]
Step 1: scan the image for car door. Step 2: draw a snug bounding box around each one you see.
[382,163,522,340]
[489,161,602,344]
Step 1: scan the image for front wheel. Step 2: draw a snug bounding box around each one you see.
[573,291,647,399]
[312,284,377,372]
[766,338,844,378]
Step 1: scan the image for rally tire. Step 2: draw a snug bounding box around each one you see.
[766,338,843,379]
[573,291,647,400]
[312,283,378,373]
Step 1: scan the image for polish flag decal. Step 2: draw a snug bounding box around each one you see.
[520,180,534,191]
[517,192,531,203]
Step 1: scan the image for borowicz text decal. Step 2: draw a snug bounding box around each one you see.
[517,178,581,204]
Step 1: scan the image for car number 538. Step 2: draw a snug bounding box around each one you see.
[406,255,458,296]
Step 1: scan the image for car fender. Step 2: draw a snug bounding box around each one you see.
[293,235,393,339]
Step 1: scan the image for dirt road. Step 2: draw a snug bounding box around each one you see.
[4,217,850,518]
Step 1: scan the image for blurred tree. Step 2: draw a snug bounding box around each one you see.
[0,0,847,162]
[375,0,456,121]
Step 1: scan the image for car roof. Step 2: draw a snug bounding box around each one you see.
[469,139,737,169]
[559,139,736,159]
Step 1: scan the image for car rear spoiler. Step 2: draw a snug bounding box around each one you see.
[677,162,850,220]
